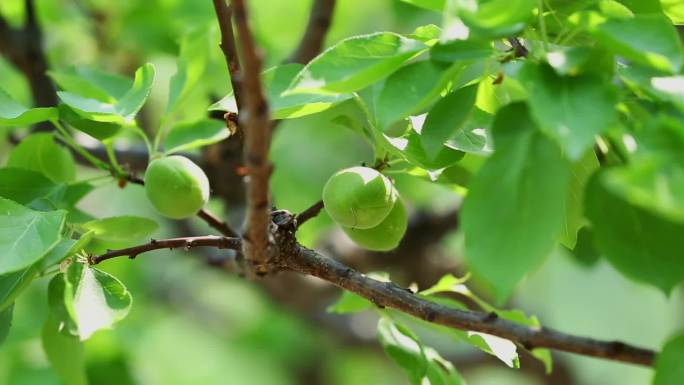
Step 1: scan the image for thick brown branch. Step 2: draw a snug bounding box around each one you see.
[89,236,242,264]
[288,0,336,64]
[285,245,657,367]
[212,0,243,110]
[231,0,273,271]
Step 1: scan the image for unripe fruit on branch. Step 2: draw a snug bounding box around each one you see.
[343,199,407,251]
[323,166,397,229]
[144,155,210,219]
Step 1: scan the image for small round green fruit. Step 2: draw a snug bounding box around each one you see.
[144,155,210,219]
[323,166,397,229]
[342,199,408,251]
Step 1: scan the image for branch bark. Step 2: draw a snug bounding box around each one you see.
[93,226,658,367]
[89,236,241,264]
[288,0,336,64]
[231,0,274,272]
[212,0,244,110]
[285,244,656,367]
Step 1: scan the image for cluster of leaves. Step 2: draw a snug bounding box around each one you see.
[1,0,684,384]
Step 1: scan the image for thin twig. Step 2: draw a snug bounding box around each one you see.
[89,236,242,264]
[288,0,336,64]
[212,0,243,110]
[507,37,529,58]
[285,245,657,367]
[231,0,274,270]
[197,208,239,237]
[296,200,324,227]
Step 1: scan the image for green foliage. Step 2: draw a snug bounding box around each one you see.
[462,103,570,301]
[1,0,684,382]
[654,333,684,385]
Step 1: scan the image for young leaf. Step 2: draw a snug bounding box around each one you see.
[0,303,12,346]
[42,315,88,385]
[49,67,133,102]
[585,173,684,294]
[462,103,570,302]
[467,332,519,368]
[593,14,684,73]
[0,88,57,127]
[64,262,133,340]
[376,60,464,130]
[446,108,493,155]
[57,63,156,123]
[286,32,427,94]
[0,197,66,274]
[7,133,77,183]
[59,104,122,141]
[81,216,159,244]
[653,333,684,385]
[400,0,445,12]
[420,84,478,159]
[164,119,230,154]
[518,63,618,160]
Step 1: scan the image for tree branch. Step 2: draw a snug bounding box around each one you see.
[212,0,243,110]
[89,236,242,264]
[288,0,336,64]
[231,0,274,272]
[295,200,324,227]
[285,244,657,367]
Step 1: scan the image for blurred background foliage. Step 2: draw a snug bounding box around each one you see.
[0,1,682,384]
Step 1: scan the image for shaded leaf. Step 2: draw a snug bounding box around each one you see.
[164,119,230,154]
[0,167,59,204]
[42,315,88,385]
[327,291,372,314]
[0,197,66,274]
[7,133,77,183]
[654,333,684,385]
[421,84,478,159]
[81,216,158,244]
[0,303,12,346]
[462,103,570,301]
[0,88,57,127]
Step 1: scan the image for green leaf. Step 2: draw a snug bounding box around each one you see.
[400,0,445,12]
[443,0,536,38]
[0,267,36,311]
[377,317,428,384]
[446,108,493,155]
[39,238,79,271]
[211,63,349,119]
[662,0,684,24]
[467,332,520,368]
[0,167,59,204]
[567,227,601,267]
[0,303,12,346]
[57,63,155,123]
[593,14,684,73]
[167,27,211,113]
[559,151,600,248]
[286,32,427,94]
[421,84,478,159]
[49,67,133,102]
[619,66,684,113]
[0,197,66,274]
[7,133,77,183]
[654,333,684,385]
[116,63,156,119]
[82,216,158,244]
[327,291,372,314]
[0,87,57,127]
[518,63,618,160]
[42,315,88,385]
[430,40,493,63]
[603,117,684,222]
[586,173,684,293]
[376,60,464,130]
[462,103,570,301]
[59,104,122,141]
[164,119,229,154]
[64,262,133,340]
[419,274,469,296]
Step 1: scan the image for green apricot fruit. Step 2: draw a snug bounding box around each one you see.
[323,166,397,229]
[342,199,408,251]
[144,155,210,219]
